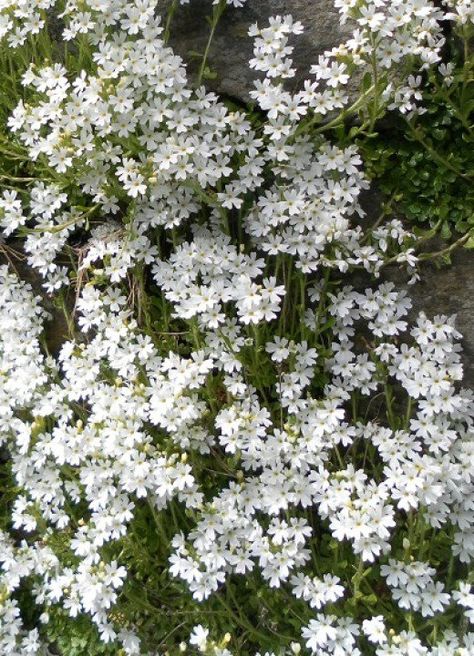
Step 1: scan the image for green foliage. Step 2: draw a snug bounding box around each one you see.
[358,31,474,241]
[43,609,117,656]
[360,106,474,239]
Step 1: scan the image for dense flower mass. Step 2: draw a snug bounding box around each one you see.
[4,0,462,288]
[0,0,473,655]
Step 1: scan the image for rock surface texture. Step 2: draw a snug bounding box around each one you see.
[389,251,474,389]
[169,0,354,102]
[361,192,474,388]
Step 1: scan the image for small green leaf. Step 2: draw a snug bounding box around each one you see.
[432,128,446,140]
[441,222,452,239]
[362,71,372,91]
[202,66,217,80]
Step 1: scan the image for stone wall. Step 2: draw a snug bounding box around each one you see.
[168,0,354,101]
[385,250,474,389]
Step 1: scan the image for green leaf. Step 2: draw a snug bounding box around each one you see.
[465,235,474,249]
[362,71,372,92]
[441,222,452,239]
[202,66,217,80]
[432,128,446,140]
[441,253,452,265]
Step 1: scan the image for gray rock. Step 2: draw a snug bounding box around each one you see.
[386,250,474,390]
[168,0,354,102]
[357,191,474,388]
[0,244,71,356]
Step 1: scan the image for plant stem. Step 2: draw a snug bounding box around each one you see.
[417,228,473,260]
[216,589,271,645]
[197,0,226,86]
[164,0,179,44]
[384,383,395,426]
[295,83,377,138]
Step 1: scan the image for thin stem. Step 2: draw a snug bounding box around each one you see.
[197,0,226,86]
[295,83,377,138]
[351,558,365,599]
[404,397,413,430]
[32,204,100,233]
[217,585,272,645]
[384,383,395,427]
[369,34,379,132]
[164,0,179,44]
[417,229,473,261]
[0,175,36,182]
[148,498,167,542]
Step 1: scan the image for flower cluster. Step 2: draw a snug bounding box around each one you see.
[2,236,474,653]
[0,0,473,655]
[3,0,449,289]
[381,560,450,617]
[152,225,285,327]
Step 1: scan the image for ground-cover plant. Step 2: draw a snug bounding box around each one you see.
[0,1,473,655]
[357,14,474,245]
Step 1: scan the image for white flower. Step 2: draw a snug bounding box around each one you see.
[362,615,387,644]
[189,624,209,651]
